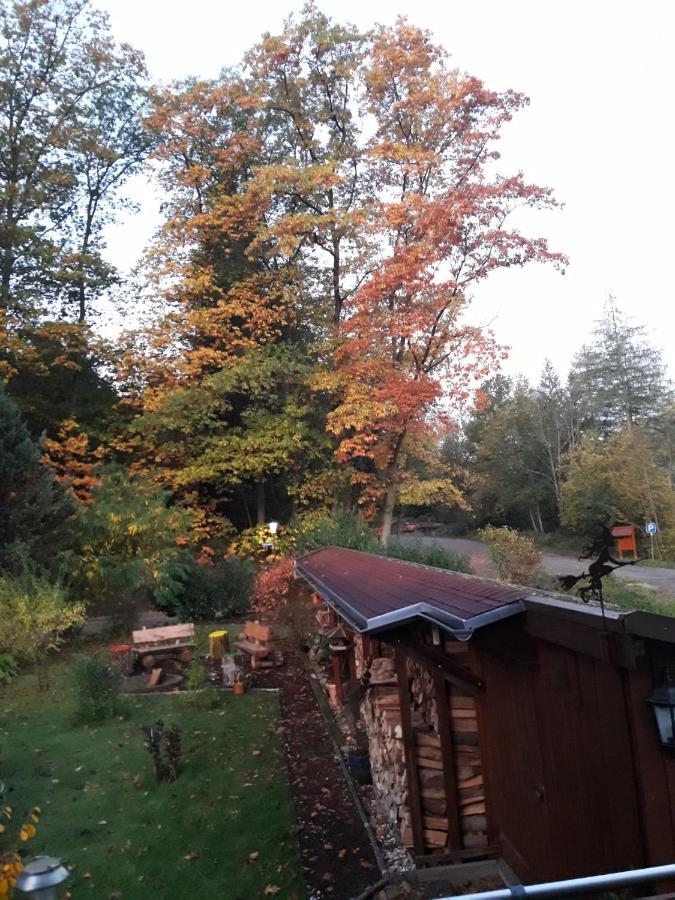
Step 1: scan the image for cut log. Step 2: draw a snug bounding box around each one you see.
[461,815,487,832]
[451,717,478,732]
[421,797,446,815]
[148,667,162,686]
[458,774,484,790]
[415,730,441,749]
[417,757,444,771]
[462,801,486,816]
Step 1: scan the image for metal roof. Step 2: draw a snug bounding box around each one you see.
[295,546,528,640]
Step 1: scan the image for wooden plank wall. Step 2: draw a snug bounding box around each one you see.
[473,628,646,882]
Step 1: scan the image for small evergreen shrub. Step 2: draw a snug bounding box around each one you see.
[73,654,125,723]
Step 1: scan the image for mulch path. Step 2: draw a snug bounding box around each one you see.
[251,645,381,900]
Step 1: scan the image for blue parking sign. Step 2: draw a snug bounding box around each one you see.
[645,522,657,535]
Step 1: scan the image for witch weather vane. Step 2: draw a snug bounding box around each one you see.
[558,523,643,607]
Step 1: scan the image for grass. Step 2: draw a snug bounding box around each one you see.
[0,643,302,899]
[601,578,675,617]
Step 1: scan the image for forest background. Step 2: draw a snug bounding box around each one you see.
[1,0,673,632]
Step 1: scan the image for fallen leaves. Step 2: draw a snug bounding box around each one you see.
[264,885,280,896]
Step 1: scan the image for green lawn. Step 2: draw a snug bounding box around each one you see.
[0,649,303,899]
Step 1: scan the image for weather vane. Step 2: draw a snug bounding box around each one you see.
[558,523,642,607]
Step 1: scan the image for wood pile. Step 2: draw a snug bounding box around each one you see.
[361,643,488,856]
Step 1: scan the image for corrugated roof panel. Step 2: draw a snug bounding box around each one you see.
[295,546,527,638]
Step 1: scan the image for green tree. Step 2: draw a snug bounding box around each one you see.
[0,382,73,568]
[473,380,555,532]
[0,0,149,321]
[75,467,194,629]
[561,427,673,535]
[569,297,671,435]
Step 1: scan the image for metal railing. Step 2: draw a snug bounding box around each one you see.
[439,862,675,899]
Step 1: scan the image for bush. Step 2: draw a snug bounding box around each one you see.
[382,538,472,573]
[173,556,254,620]
[479,526,543,585]
[75,467,194,630]
[251,557,295,613]
[0,570,85,687]
[295,509,380,555]
[73,655,125,723]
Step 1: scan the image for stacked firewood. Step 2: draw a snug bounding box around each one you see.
[359,644,488,855]
[360,656,409,826]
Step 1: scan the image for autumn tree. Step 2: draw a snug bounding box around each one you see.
[125,8,562,540]
[41,418,102,503]
[325,21,562,539]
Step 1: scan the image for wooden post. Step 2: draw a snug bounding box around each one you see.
[395,646,425,855]
[331,654,344,704]
[347,643,357,681]
[433,673,463,852]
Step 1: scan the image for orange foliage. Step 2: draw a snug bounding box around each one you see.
[250,557,295,613]
[41,420,103,504]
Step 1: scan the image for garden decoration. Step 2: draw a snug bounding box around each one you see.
[232,671,246,695]
[558,523,643,606]
[141,720,183,782]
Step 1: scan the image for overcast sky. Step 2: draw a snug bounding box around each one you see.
[95,0,675,383]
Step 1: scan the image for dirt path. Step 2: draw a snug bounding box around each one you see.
[251,646,380,900]
[404,535,675,594]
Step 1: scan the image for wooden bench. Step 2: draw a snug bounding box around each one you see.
[234,621,272,659]
[132,623,195,652]
[131,623,195,669]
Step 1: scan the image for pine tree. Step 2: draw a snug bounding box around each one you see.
[0,384,73,568]
[569,297,672,434]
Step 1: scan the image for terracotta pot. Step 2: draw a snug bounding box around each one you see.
[232,682,246,695]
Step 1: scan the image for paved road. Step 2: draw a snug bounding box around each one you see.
[403,535,675,594]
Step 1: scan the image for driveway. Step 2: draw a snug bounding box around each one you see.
[402,535,675,594]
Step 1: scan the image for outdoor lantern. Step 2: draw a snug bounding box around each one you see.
[268,521,279,535]
[15,856,70,899]
[648,668,675,752]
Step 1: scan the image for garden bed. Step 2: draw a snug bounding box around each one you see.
[0,654,303,898]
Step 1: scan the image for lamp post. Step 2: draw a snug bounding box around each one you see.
[647,667,675,753]
[262,520,279,552]
[15,856,70,899]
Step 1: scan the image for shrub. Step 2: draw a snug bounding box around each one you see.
[382,538,472,573]
[295,509,380,555]
[75,467,193,630]
[251,557,295,613]
[72,654,125,723]
[0,570,85,688]
[479,525,543,585]
[0,653,17,686]
[184,661,222,709]
[173,555,254,621]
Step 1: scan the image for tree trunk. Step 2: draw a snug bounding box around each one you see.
[528,507,538,533]
[256,481,266,526]
[380,480,398,544]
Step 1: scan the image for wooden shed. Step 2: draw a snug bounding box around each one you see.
[296,547,675,884]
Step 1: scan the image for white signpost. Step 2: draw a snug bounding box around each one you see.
[645,521,657,559]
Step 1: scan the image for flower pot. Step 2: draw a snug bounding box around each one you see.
[232,682,246,695]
